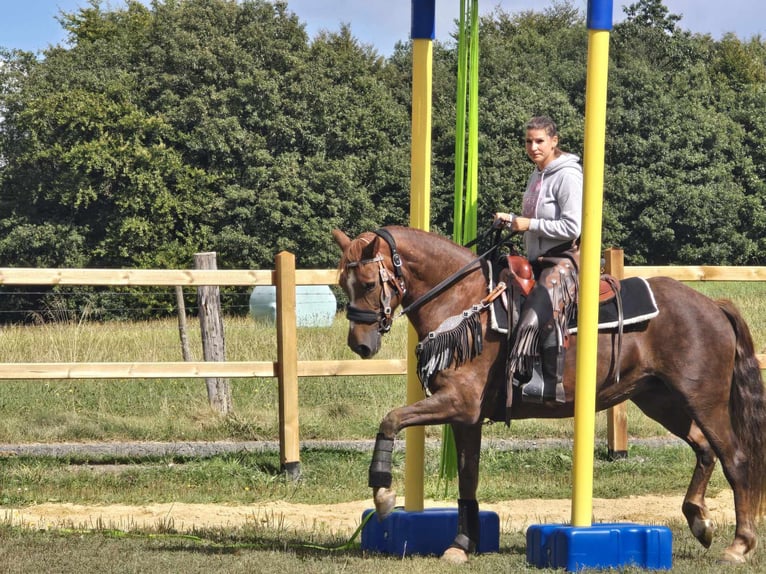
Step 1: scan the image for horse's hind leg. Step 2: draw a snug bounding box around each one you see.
[634,386,758,563]
[631,393,717,549]
[441,422,483,564]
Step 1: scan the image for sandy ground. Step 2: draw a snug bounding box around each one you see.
[4,490,736,535]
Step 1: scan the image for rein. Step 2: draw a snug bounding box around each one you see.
[343,227,512,334]
[395,235,508,319]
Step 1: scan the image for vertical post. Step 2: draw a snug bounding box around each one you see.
[175,286,192,361]
[571,0,612,527]
[194,252,233,415]
[604,248,628,459]
[276,251,301,480]
[405,0,435,511]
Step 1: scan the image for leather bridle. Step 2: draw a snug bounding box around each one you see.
[345,249,406,334]
[342,226,511,336]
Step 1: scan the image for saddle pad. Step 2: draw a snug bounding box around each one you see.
[567,276,659,333]
[489,275,659,335]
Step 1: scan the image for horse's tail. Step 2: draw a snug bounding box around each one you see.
[718,299,766,516]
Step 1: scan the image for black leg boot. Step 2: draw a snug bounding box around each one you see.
[521,325,565,403]
[450,499,479,554]
[541,342,566,403]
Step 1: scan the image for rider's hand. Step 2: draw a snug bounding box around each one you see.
[492,212,515,229]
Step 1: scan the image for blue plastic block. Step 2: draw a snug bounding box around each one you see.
[361,508,500,556]
[526,523,673,571]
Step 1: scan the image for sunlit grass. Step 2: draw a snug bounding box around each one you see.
[0,521,758,574]
[0,444,727,507]
[0,281,764,444]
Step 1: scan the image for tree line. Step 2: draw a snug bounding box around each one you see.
[1,0,765,318]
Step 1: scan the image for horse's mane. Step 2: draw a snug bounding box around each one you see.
[338,227,476,280]
[387,226,474,263]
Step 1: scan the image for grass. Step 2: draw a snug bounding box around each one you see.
[0,443,752,573]
[0,279,764,446]
[0,444,725,507]
[1,281,765,570]
[0,305,675,443]
[1,522,765,574]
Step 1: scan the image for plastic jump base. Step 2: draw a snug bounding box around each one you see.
[526,522,673,571]
[361,507,500,557]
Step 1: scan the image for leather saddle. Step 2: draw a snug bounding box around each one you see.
[502,254,621,302]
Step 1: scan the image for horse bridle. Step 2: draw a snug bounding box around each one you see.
[344,229,407,334]
[343,227,511,335]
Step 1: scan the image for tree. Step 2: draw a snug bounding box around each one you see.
[2,0,766,310]
[605,1,765,263]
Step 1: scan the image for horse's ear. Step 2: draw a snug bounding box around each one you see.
[332,229,351,251]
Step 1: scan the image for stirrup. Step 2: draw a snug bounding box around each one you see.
[520,362,552,403]
[520,361,565,404]
[522,381,565,404]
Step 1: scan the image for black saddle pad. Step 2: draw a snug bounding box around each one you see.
[489,276,659,334]
[567,276,659,333]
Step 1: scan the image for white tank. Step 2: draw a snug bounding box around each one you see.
[249,285,336,327]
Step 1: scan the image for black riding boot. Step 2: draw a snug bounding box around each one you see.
[521,327,566,404]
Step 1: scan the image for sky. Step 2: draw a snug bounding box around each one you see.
[1,1,764,57]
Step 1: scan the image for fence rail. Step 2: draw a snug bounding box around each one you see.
[0,267,337,286]
[2,253,765,470]
[624,266,766,282]
[0,360,407,379]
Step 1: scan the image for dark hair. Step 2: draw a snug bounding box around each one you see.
[526,116,558,138]
[525,115,563,158]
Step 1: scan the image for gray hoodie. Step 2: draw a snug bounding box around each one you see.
[522,152,583,261]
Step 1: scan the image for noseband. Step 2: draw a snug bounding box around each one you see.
[344,230,406,334]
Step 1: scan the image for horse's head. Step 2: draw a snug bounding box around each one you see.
[332,229,406,359]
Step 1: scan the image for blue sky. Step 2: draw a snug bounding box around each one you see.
[2,1,764,57]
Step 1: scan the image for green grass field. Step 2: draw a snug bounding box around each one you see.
[0,280,765,571]
[1,280,764,444]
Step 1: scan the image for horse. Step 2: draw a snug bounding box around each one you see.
[332,225,766,565]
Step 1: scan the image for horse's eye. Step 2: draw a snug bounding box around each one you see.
[363,282,376,292]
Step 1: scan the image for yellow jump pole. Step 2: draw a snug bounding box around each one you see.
[404,0,434,512]
[571,1,612,527]
[529,8,671,567]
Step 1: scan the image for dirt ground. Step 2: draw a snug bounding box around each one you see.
[5,490,735,535]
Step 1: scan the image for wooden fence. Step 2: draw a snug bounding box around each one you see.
[1,251,765,471]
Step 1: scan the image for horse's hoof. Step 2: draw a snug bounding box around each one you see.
[719,548,747,564]
[691,516,714,548]
[441,547,469,564]
[373,487,396,519]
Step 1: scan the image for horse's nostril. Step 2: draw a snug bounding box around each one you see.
[355,345,372,359]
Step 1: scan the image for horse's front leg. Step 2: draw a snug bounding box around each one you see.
[442,422,483,564]
[370,389,480,518]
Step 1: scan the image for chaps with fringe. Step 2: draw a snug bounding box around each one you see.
[416,307,484,391]
[507,258,578,379]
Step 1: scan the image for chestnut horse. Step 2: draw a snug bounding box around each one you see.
[333,225,766,564]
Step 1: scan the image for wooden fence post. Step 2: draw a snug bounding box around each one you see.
[175,286,192,362]
[194,252,233,415]
[604,247,628,459]
[276,251,301,479]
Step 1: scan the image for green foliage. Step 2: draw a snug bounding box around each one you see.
[1,0,766,319]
